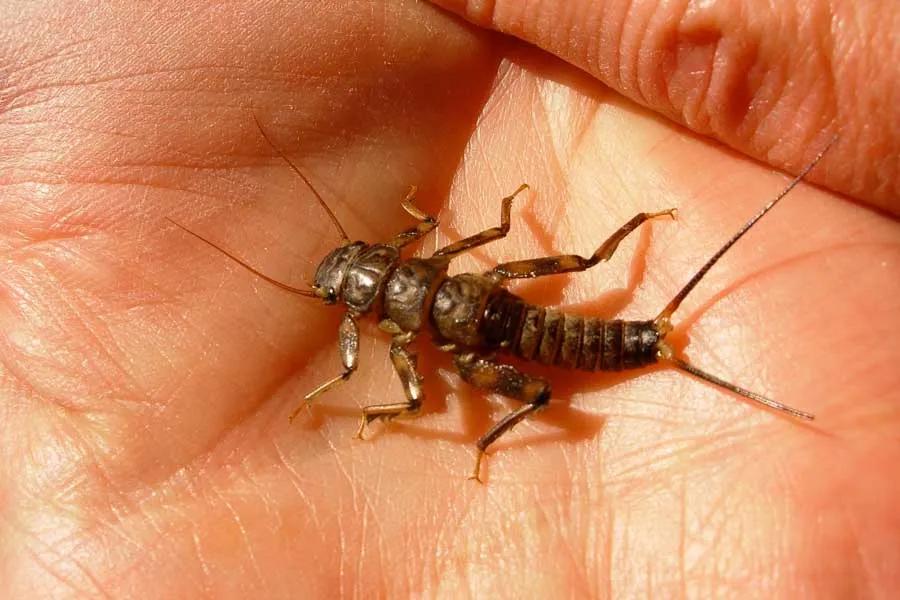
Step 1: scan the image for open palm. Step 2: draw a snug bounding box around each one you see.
[2,1,898,597]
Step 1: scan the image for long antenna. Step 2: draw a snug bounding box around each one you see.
[251,114,350,243]
[657,136,837,322]
[167,217,318,298]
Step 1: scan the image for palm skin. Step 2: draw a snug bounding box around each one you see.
[1,1,898,597]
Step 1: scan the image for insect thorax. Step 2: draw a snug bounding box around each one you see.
[431,273,501,346]
[314,242,367,302]
[340,244,402,314]
[383,257,449,331]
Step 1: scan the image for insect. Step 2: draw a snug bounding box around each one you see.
[170,121,833,482]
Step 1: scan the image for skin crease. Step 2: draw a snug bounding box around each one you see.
[0,0,897,598]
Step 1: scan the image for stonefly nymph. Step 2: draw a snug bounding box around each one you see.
[169,121,834,482]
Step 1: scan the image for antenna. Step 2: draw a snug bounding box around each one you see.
[251,114,350,243]
[167,217,319,298]
[657,136,837,322]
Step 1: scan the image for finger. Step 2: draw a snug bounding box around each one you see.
[428,0,900,213]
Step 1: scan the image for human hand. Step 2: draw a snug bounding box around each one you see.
[2,0,897,597]
[430,0,900,212]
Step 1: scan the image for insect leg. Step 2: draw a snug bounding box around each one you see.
[432,184,529,258]
[492,209,676,279]
[289,312,359,422]
[355,330,423,439]
[387,186,439,248]
[453,353,551,482]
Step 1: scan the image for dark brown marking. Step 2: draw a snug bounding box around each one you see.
[579,318,603,371]
[600,320,623,371]
[538,309,564,365]
[516,305,545,360]
[482,291,514,347]
[559,315,584,369]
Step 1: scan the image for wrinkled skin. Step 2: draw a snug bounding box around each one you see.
[1,1,898,597]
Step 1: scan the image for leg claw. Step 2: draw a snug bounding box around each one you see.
[468,451,486,484]
[287,402,312,424]
[355,413,386,440]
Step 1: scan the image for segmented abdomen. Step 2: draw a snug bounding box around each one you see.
[482,290,660,371]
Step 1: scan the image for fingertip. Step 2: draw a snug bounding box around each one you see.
[426,0,900,214]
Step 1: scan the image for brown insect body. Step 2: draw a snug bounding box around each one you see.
[172,122,834,482]
[430,273,659,370]
[315,250,661,370]
[333,244,402,314]
[314,247,449,330]
[451,281,659,371]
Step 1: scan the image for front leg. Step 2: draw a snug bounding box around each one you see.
[355,329,424,439]
[432,183,529,259]
[289,311,359,422]
[453,353,551,482]
[386,186,439,249]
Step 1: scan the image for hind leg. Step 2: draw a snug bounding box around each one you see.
[453,352,551,482]
[492,209,676,279]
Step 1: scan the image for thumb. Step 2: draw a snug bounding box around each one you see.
[428,0,899,213]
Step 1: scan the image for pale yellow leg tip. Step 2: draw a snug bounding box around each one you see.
[287,405,308,424]
[468,452,486,483]
[354,413,372,440]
